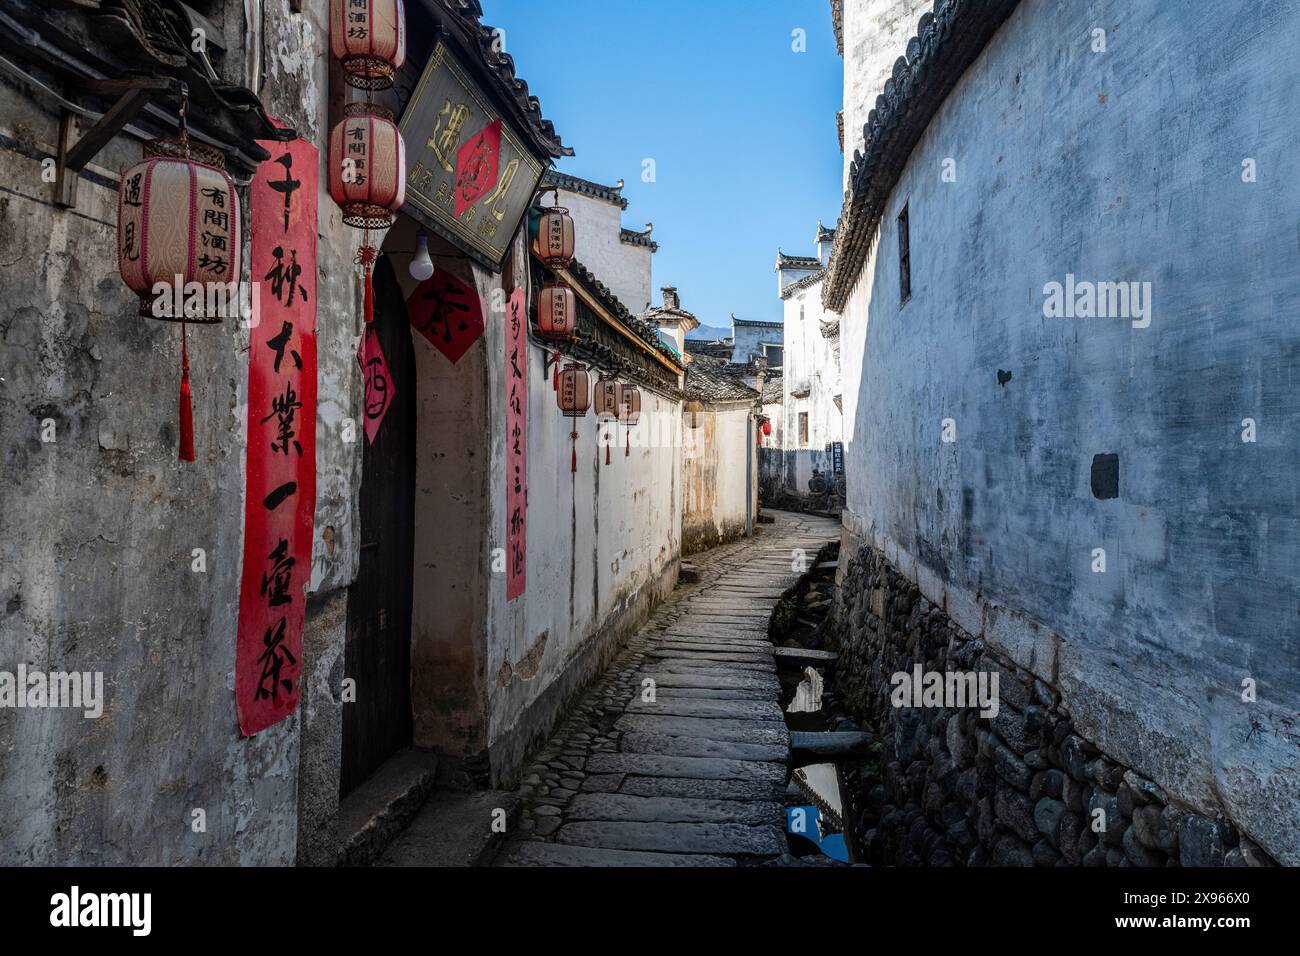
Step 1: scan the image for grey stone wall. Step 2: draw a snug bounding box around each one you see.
[833,545,1277,868]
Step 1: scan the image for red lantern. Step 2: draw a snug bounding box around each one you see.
[118,133,239,463]
[617,383,641,457]
[330,0,407,91]
[538,281,576,388]
[761,419,772,436]
[557,363,590,473]
[593,374,619,465]
[329,103,405,325]
[533,194,575,270]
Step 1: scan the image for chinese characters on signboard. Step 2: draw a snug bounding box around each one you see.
[236,135,319,736]
[505,287,527,600]
[398,39,544,270]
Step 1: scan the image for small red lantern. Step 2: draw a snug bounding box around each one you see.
[329,103,405,325]
[594,374,619,465]
[538,281,576,388]
[557,363,590,473]
[533,190,575,270]
[118,121,238,462]
[761,419,772,436]
[617,383,641,457]
[330,0,407,91]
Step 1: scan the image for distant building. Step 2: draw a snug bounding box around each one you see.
[541,169,657,313]
[777,226,842,451]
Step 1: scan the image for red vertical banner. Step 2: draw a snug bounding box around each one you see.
[505,287,527,601]
[236,135,319,735]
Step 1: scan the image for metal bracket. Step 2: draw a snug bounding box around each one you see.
[55,77,180,208]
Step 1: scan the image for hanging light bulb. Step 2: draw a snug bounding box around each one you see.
[409,229,434,282]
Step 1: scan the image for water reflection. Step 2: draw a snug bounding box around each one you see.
[787,764,849,862]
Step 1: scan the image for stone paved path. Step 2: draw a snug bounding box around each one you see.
[495,510,840,867]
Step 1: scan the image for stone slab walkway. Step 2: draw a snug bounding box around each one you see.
[495,510,840,867]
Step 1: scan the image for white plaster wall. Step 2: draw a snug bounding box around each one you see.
[682,402,753,552]
[837,0,1300,862]
[783,282,843,449]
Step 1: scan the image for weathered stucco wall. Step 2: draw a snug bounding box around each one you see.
[0,0,365,864]
[837,0,1300,862]
[683,402,753,554]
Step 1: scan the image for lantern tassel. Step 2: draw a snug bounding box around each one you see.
[571,431,578,474]
[605,429,611,466]
[178,321,195,463]
[553,351,561,390]
[626,428,630,458]
[363,263,374,325]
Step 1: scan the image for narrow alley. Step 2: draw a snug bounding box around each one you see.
[376,511,840,866]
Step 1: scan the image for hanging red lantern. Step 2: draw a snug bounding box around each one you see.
[118,90,237,463]
[761,419,772,437]
[593,374,619,465]
[617,383,641,457]
[533,190,575,270]
[537,281,576,388]
[557,363,590,473]
[329,103,405,325]
[330,0,407,91]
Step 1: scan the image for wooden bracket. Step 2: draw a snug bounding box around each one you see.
[55,77,179,208]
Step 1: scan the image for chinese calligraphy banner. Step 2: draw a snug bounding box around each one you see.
[236,135,319,736]
[506,287,527,600]
[407,266,484,364]
[398,39,544,270]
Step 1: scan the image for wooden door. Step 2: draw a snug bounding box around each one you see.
[341,256,416,797]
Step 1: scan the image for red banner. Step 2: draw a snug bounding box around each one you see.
[506,287,527,601]
[407,267,484,364]
[236,135,319,736]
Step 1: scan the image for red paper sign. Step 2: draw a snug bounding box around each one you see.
[454,117,502,219]
[506,287,527,600]
[407,267,484,364]
[236,134,318,736]
[360,328,393,443]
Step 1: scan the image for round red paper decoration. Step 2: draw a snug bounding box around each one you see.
[330,0,407,91]
[534,199,575,270]
[537,281,576,339]
[329,104,406,229]
[761,419,772,436]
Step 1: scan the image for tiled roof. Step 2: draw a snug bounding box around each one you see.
[683,357,759,403]
[780,268,827,300]
[776,250,822,271]
[542,169,627,208]
[563,258,684,368]
[822,0,1021,311]
[620,227,658,251]
[830,0,844,56]
[760,373,784,405]
[733,316,784,330]
[688,340,736,362]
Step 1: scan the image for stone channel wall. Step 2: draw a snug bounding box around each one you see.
[831,545,1277,868]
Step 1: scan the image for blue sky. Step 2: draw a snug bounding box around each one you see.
[481,0,844,332]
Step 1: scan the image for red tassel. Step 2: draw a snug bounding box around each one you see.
[552,351,561,390]
[363,265,374,326]
[178,323,195,462]
[571,431,577,473]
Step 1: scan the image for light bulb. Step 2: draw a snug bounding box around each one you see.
[409,230,434,281]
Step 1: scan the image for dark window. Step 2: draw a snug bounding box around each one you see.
[898,204,911,303]
[764,344,783,368]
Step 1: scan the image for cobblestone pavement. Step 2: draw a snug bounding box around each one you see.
[495,510,841,867]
